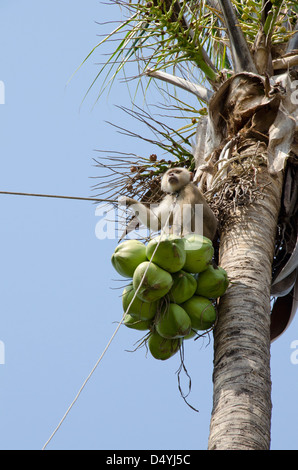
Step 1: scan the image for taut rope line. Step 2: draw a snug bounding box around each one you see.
[41,197,178,450]
[0,190,118,204]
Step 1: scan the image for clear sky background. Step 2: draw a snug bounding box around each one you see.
[0,0,297,451]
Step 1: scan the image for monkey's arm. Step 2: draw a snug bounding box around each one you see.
[192,187,218,240]
[119,196,161,232]
[183,185,218,240]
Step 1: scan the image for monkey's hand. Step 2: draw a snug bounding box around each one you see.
[118,196,137,207]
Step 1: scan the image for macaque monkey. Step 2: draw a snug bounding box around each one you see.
[119,167,217,240]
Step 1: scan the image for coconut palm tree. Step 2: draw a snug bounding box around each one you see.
[85,0,298,450]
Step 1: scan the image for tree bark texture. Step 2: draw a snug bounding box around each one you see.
[208,168,283,450]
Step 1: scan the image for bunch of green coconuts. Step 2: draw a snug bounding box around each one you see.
[111,234,229,361]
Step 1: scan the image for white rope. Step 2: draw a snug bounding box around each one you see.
[42,199,177,450]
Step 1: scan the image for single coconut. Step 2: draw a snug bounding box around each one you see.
[155,303,191,339]
[181,295,216,330]
[148,331,182,360]
[146,236,186,273]
[122,284,157,320]
[169,270,197,304]
[183,234,214,274]
[196,265,229,298]
[123,313,151,331]
[133,261,173,302]
[111,240,147,278]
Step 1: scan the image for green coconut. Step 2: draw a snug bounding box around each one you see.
[111,240,147,278]
[155,303,191,339]
[133,261,173,302]
[123,313,152,331]
[196,265,229,298]
[183,234,214,274]
[146,236,186,273]
[148,331,182,360]
[169,270,197,304]
[122,284,157,320]
[181,295,216,330]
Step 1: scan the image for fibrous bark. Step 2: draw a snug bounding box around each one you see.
[208,169,283,450]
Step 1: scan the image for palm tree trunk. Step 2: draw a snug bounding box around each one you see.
[208,167,283,450]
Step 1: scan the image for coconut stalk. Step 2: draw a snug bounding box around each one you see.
[80,0,298,451]
[208,168,283,450]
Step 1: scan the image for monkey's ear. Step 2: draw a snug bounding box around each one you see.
[189,172,194,181]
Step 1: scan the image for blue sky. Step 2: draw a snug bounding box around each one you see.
[0,0,297,451]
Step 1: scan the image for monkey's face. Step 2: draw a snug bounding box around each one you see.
[161,168,191,193]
